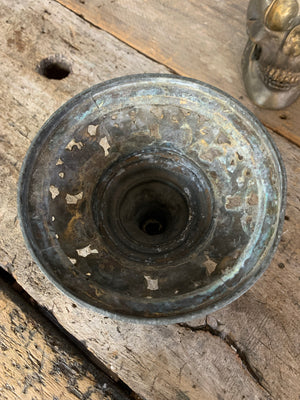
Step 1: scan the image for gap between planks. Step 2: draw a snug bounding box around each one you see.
[0,267,137,400]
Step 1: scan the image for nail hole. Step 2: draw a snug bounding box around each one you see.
[284,215,290,221]
[279,114,287,120]
[278,263,285,269]
[37,56,71,80]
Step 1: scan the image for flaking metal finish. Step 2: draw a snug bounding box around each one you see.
[18,74,286,324]
[242,0,300,109]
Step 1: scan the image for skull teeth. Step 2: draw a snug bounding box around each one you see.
[258,64,300,90]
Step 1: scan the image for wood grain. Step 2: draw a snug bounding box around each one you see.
[0,275,132,400]
[56,0,300,146]
[0,1,299,400]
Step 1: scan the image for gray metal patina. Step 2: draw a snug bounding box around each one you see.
[18,74,286,324]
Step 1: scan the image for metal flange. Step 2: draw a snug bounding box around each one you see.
[18,74,286,324]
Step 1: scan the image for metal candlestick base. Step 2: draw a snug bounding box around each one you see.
[18,75,286,324]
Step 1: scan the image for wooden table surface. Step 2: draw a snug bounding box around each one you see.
[0,1,299,399]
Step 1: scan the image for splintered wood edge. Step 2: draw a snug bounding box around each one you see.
[0,276,131,400]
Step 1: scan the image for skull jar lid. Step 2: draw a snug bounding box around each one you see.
[18,74,286,324]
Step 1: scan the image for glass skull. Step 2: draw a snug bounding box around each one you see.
[242,0,300,109]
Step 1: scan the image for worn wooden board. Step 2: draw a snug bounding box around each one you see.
[56,0,300,146]
[0,1,299,400]
[0,274,133,400]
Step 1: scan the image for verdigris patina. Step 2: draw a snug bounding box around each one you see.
[18,75,286,324]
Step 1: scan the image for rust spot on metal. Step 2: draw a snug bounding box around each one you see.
[247,192,259,206]
[225,195,242,209]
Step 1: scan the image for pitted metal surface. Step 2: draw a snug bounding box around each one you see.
[18,74,286,323]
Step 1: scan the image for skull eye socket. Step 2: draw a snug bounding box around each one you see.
[265,0,299,31]
[283,25,300,56]
[252,44,262,60]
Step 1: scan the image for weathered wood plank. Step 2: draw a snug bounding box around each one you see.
[56,0,300,146]
[0,274,132,400]
[185,132,300,397]
[0,1,299,400]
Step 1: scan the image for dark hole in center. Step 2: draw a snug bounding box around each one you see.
[142,219,164,235]
[139,206,168,236]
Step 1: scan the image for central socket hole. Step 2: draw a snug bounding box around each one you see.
[142,219,163,235]
[93,151,214,262]
[139,206,168,235]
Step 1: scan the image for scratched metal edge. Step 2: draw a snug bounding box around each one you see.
[17,74,287,325]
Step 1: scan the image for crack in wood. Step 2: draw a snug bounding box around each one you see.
[178,319,273,398]
[263,121,300,147]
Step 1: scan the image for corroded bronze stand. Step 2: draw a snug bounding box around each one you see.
[19,75,286,323]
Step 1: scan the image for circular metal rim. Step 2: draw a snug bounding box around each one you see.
[18,73,287,324]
